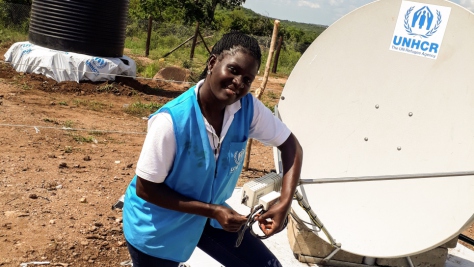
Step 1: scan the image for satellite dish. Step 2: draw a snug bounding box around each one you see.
[278,0,474,258]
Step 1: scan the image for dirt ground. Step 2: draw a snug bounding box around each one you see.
[0,45,473,267]
[0,45,289,266]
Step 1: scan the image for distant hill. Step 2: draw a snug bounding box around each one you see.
[239,6,328,33]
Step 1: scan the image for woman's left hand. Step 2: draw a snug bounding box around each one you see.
[255,202,289,237]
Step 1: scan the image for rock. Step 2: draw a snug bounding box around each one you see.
[83,156,91,161]
[79,197,87,203]
[109,227,122,234]
[59,162,68,168]
[29,193,38,199]
[153,66,191,83]
[49,220,55,224]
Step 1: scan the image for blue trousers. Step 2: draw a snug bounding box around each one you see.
[126,220,282,267]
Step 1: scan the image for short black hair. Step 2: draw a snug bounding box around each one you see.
[200,32,262,80]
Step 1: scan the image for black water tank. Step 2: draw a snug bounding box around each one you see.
[28,0,129,57]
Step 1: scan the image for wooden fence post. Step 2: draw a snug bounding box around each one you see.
[145,16,153,57]
[243,20,280,171]
[190,22,200,60]
[272,36,283,73]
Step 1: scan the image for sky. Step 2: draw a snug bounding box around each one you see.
[243,0,474,26]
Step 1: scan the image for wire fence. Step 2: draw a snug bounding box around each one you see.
[0,2,30,30]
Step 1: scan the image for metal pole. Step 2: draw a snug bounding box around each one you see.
[299,171,474,185]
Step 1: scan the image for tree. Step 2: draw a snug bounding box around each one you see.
[128,0,245,25]
[0,0,32,28]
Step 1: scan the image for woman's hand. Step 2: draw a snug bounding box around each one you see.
[212,205,247,232]
[255,202,289,237]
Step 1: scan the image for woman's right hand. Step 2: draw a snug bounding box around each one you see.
[212,205,247,232]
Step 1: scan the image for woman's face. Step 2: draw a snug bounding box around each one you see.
[206,50,259,106]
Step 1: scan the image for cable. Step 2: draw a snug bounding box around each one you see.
[243,204,289,240]
[288,210,321,232]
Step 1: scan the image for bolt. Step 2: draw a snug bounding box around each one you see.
[375,104,379,109]
[409,112,413,117]
[397,147,401,151]
[280,96,285,100]
[364,137,368,141]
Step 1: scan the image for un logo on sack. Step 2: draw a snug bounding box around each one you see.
[404,6,442,38]
[92,57,108,69]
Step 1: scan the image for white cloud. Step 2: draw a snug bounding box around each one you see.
[329,0,344,6]
[298,0,320,9]
[459,0,474,11]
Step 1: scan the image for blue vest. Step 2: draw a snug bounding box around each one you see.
[123,86,254,262]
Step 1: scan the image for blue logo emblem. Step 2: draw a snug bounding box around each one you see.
[92,57,107,69]
[85,57,108,76]
[404,6,442,38]
[19,43,33,59]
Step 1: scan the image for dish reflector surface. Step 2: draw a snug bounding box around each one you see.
[278,0,474,257]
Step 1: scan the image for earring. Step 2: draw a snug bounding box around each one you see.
[207,70,211,75]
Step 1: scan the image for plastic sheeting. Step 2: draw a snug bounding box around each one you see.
[4,41,136,83]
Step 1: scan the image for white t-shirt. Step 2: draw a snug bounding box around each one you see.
[136,80,291,183]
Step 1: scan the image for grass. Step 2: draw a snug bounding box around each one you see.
[63,120,74,128]
[0,27,28,45]
[97,83,117,92]
[72,99,113,111]
[72,134,96,143]
[123,101,164,117]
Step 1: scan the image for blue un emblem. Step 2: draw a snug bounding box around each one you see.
[404,6,442,38]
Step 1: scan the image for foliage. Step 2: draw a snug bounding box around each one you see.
[128,0,245,25]
[0,1,30,30]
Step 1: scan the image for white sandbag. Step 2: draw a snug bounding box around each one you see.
[4,41,136,83]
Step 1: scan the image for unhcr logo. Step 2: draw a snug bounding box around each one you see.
[230,148,245,173]
[390,1,451,60]
[404,6,441,38]
[86,57,108,76]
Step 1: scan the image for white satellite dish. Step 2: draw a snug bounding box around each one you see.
[277,0,474,258]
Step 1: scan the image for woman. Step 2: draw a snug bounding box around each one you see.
[123,32,303,267]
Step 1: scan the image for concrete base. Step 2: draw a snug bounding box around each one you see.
[287,210,458,267]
